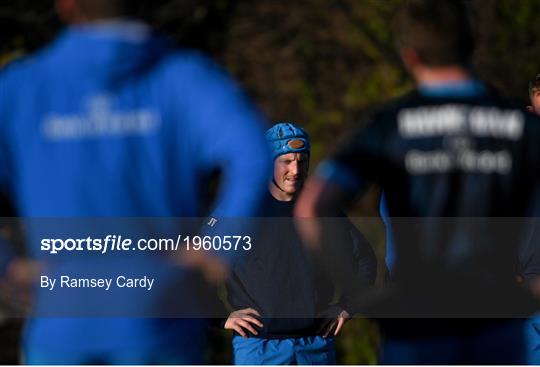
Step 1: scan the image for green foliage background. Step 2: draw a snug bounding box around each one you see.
[1,0,540,364]
[3,1,540,164]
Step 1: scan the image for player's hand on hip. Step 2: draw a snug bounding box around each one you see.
[224,308,263,338]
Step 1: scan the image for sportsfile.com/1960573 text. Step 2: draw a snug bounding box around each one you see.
[40,235,252,255]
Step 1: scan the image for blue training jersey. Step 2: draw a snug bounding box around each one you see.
[0,23,270,218]
[0,22,271,354]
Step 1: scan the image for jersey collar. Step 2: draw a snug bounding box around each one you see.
[418,79,487,98]
[72,19,151,43]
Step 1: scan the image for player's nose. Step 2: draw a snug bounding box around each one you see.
[289,161,299,175]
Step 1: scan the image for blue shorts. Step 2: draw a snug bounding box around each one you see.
[233,335,336,365]
[526,315,540,364]
[24,348,204,365]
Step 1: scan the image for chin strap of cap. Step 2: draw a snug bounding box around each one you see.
[272,179,286,193]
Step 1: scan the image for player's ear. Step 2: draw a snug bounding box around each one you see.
[400,48,421,71]
[527,106,534,113]
[55,0,84,24]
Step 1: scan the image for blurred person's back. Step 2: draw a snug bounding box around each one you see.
[0,0,270,364]
[357,90,538,318]
[312,0,540,310]
[297,0,540,363]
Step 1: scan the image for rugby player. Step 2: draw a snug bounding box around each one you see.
[0,0,270,363]
[224,122,376,364]
[296,0,540,363]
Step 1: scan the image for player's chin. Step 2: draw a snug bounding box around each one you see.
[284,182,303,194]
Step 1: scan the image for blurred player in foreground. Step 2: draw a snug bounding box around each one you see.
[296,0,539,364]
[0,0,270,363]
[224,122,376,364]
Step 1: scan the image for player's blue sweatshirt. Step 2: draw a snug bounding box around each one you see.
[0,21,271,355]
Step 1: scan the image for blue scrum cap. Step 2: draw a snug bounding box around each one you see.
[265,122,310,160]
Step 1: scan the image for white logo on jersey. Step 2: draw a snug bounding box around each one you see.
[41,94,161,140]
[399,105,523,175]
[405,149,512,175]
[469,108,523,140]
[398,105,524,140]
[398,105,467,137]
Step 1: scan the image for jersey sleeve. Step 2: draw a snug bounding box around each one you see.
[175,53,272,218]
[169,54,271,264]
